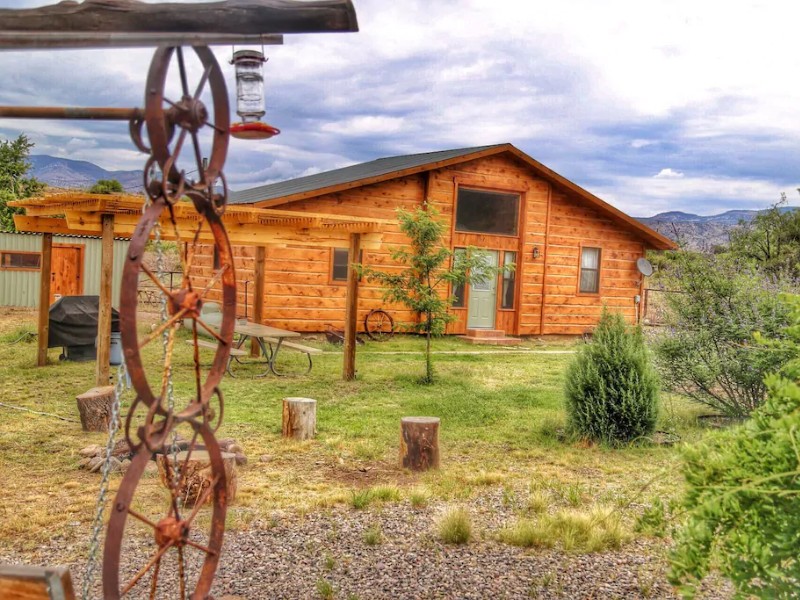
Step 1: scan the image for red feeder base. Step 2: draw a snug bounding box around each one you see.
[230,122,280,140]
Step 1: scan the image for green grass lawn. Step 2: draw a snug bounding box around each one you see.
[0,307,711,554]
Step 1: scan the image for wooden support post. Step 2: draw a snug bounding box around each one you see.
[281,397,317,440]
[251,245,266,357]
[36,233,53,366]
[95,214,114,386]
[400,416,440,471]
[343,232,361,381]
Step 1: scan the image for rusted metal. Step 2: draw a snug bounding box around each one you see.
[0,106,143,120]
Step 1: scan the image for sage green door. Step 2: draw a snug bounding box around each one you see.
[467,250,498,329]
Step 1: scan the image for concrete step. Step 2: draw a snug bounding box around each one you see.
[465,328,506,338]
[458,335,523,346]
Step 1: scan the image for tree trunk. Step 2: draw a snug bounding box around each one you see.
[75,386,117,432]
[156,450,237,507]
[282,397,317,440]
[400,416,440,471]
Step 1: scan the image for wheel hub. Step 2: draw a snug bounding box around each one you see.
[154,516,188,548]
[169,96,208,133]
[170,288,203,319]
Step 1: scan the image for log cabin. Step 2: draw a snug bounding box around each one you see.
[217,143,675,338]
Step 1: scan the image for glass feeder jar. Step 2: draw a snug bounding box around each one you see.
[232,49,266,123]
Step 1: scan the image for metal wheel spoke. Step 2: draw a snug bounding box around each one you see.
[185,474,221,527]
[149,556,161,600]
[176,47,190,97]
[159,325,178,400]
[126,507,159,531]
[176,429,201,494]
[192,320,203,400]
[184,538,218,556]
[139,308,188,349]
[121,540,175,597]
[178,545,187,600]
[198,263,230,299]
[194,318,226,344]
[140,263,173,298]
[206,120,226,134]
[170,127,189,168]
[190,131,205,186]
[163,96,181,110]
[192,64,213,101]
[163,457,183,521]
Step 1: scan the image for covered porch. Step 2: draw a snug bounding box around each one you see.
[11,192,390,383]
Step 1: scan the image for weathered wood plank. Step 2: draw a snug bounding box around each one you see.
[0,0,358,35]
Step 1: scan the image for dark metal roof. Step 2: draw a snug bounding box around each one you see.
[229,144,505,205]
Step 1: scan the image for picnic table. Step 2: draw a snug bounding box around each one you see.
[233,321,319,376]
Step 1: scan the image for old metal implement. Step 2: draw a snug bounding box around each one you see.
[0,1,357,598]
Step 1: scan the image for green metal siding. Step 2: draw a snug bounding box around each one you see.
[0,232,129,308]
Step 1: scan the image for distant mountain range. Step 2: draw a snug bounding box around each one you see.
[27,154,779,251]
[636,209,787,250]
[29,155,142,192]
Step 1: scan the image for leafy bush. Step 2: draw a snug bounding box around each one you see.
[89,178,123,194]
[653,252,792,417]
[670,296,800,598]
[564,310,659,444]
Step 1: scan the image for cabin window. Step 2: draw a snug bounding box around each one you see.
[451,248,466,307]
[501,251,516,309]
[455,188,519,236]
[331,248,363,282]
[579,247,601,294]
[1,251,41,270]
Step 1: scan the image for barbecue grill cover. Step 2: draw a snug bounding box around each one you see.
[48,296,120,348]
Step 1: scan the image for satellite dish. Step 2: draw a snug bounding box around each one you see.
[637,257,654,277]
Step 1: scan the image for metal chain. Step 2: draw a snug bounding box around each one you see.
[82,361,127,600]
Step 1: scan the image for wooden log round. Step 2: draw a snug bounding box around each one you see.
[75,385,118,432]
[156,450,237,507]
[400,416,440,471]
[281,397,317,440]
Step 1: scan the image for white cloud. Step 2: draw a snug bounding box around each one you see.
[654,168,685,179]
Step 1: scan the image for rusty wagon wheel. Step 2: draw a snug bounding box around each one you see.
[364,308,394,341]
[102,421,227,599]
[144,45,230,211]
[118,196,236,451]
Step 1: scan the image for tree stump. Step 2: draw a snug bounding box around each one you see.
[75,386,117,432]
[282,397,317,440]
[400,417,440,471]
[156,451,237,507]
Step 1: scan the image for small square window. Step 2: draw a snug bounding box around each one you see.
[579,247,601,294]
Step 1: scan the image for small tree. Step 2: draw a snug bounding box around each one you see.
[653,251,792,417]
[0,134,43,231]
[358,206,497,384]
[564,309,659,445]
[89,178,124,194]
[670,294,800,598]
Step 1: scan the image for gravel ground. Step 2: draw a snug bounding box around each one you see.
[1,491,731,599]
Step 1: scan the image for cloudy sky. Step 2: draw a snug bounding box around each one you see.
[0,0,798,216]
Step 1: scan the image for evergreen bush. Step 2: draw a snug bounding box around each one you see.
[564,310,659,444]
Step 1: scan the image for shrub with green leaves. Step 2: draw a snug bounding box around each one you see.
[669,294,800,599]
[565,310,659,444]
[89,178,124,194]
[653,251,792,417]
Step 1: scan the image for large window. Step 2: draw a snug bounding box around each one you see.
[1,251,41,270]
[501,251,516,309]
[579,247,601,293]
[455,188,519,236]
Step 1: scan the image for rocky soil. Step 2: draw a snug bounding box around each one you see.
[1,488,730,600]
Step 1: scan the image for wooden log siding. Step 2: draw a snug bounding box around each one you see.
[192,153,653,335]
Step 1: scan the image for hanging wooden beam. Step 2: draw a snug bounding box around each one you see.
[342,232,361,381]
[36,233,52,367]
[95,214,115,386]
[251,245,266,357]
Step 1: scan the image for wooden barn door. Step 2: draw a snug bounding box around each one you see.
[50,244,84,304]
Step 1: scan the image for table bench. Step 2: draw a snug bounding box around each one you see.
[260,337,322,375]
[188,339,247,377]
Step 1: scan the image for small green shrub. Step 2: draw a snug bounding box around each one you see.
[363,524,382,546]
[89,178,124,194]
[316,578,335,600]
[370,485,401,502]
[565,309,659,444]
[350,489,372,509]
[437,507,472,545]
[409,487,430,508]
[635,498,667,538]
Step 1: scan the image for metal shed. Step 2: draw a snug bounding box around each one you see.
[0,231,129,308]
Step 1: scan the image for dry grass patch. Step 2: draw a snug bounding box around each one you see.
[499,506,628,553]
[437,507,472,545]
